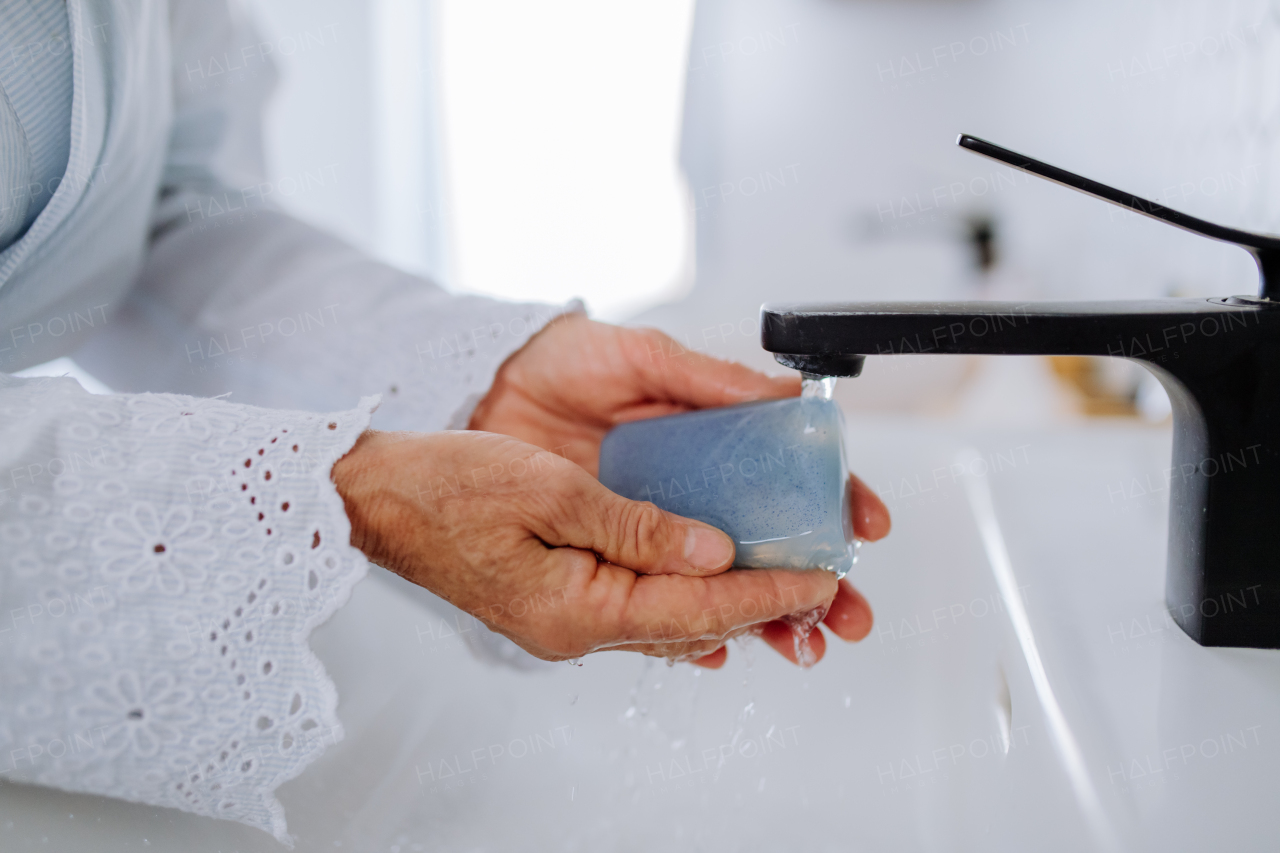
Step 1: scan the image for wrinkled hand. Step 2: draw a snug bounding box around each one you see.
[332,429,843,662]
[467,314,891,668]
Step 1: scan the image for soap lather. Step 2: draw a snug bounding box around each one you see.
[598,378,857,577]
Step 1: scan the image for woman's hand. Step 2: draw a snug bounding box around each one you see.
[468,314,801,475]
[332,429,843,663]
[466,314,892,667]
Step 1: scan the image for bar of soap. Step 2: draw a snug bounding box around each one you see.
[598,397,855,576]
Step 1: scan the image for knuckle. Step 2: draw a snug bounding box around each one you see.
[633,326,668,348]
[529,465,589,530]
[616,500,665,562]
[627,326,676,365]
[695,587,724,632]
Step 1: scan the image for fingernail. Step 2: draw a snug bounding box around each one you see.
[685,526,734,571]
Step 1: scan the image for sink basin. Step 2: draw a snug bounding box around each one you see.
[2,419,1277,851]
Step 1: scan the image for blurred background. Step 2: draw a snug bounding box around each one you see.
[39,0,1280,423]
[251,0,1280,426]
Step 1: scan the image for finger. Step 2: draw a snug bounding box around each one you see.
[760,620,828,666]
[689,646,728,669]
[822,578,874,641]
[625,328,801,411]
[850,473,891,541]
[615,568,838,646]
[611,401,692,423]
[551,469,736,576]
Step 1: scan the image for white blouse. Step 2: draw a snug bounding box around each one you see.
[0,0,566,844]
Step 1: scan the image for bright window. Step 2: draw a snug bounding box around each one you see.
[437,0,696,320]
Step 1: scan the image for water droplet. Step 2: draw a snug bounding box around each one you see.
[843,695,852,709]
[734,633,757,688]
[568,693,578,705]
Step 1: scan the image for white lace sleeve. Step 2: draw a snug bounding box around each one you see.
[0,372,377,845]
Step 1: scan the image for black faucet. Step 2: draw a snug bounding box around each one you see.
[761,135,1280,649]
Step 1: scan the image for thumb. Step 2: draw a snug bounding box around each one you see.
[557,474,736,576]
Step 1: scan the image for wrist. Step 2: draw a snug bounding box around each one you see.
[331,429,406,570]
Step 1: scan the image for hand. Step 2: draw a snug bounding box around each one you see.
[468,314,891,667]
[332,429,843,662]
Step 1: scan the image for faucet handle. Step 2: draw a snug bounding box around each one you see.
[957,134,1280,302]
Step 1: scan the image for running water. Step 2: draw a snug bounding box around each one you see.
[782,605,829,669]
[802,374,866,578]
[622,657,701,750]
[715,635,759,777]
[735,631,756,689]
[800,374,837,400]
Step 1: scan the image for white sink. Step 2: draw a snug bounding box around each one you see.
[3,418,1277,851]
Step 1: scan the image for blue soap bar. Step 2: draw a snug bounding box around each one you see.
[598,396,855,576]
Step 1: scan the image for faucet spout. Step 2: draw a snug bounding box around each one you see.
[763,298,1265,367]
